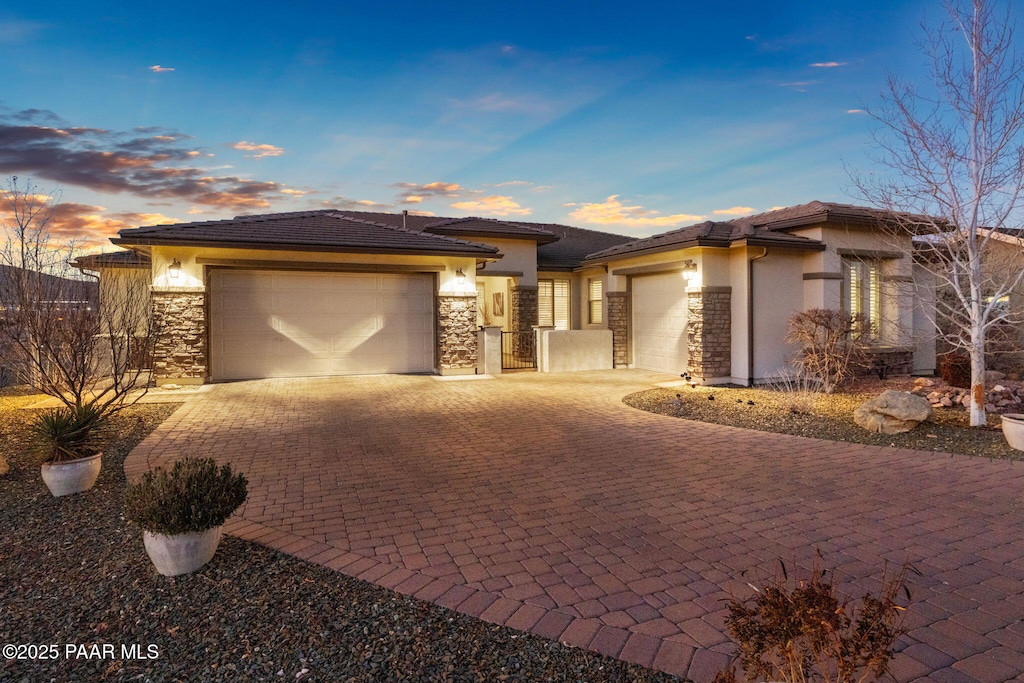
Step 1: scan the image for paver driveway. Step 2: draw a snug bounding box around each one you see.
[126,371,1024,682]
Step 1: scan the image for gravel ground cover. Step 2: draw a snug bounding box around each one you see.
[624,377,1020,460]
[1,393,685,682]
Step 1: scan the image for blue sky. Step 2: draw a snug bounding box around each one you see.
[0,0,966,246]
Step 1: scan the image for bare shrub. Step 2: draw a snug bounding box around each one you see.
[0,177,159,417]
[786,309,871,394]
[714,561,914,683]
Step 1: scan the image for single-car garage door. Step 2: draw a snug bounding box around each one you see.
[631,273,689,375]
[210,270,434,380]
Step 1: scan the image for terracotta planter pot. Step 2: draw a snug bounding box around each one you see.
[143,527,223,576]
[40,452,102,497]
[1001,413,1024,451]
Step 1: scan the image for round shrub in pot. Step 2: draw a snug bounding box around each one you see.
[125,457,248,576]
[34,405,105,497]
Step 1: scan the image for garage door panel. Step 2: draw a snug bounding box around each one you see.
[632,273,689,375]
[211,270,435,380]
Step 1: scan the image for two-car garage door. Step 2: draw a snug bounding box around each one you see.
[210,270,434,381]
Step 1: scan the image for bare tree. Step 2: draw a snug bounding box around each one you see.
[854,0,1024,426]
[0,177,158,416]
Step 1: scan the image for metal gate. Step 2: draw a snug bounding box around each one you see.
[501,331,536,370]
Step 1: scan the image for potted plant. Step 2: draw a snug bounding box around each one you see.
[125,457,248,576]
[34,405,105,497]
[1001,414,1024,451]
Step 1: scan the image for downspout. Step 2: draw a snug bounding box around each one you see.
[747,247,769,387]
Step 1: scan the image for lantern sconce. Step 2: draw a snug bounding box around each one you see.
[168,258,182,280]
[456,268,466,285]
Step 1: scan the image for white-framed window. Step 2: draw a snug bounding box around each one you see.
[842,259,881,337]
[538,278,570,329]
[984,294,1011,316]
[588,278,603,324]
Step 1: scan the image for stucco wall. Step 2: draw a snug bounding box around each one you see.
[536,329,614,372]
[476,238,538,287]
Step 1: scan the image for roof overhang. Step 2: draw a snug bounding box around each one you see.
[581,236,824,267]
[111,237,501,260]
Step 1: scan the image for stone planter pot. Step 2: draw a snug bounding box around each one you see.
[40,452,102,497]
[142,527,223,576]
[1001,414,1024,451]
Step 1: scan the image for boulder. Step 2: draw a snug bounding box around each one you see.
[913,377,937,388]
[854,390,933,434]
[986,370,1006,383]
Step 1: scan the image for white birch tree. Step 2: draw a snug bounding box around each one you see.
[855,0,1024,426]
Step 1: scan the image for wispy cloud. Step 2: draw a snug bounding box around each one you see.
[0,20,44,44]
[322,196,391,211]
[394,181,464,204]
[810,61,846,68]
[565,196,703,229]
[0,108,285,209]
[451,195,531,217]
[490,180,532,187]
[846,109,866,114]
[281,188,314,196]
[15,202,182,247]
[445,93,550,117]
[231,141,284,159]
[148,65,175,73]
[713,206,756,216]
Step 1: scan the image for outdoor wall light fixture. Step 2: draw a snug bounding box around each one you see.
[681,261,697,282]
[169,258,182,280]
[456,268,466,284]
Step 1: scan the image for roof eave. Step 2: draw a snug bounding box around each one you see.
[110,237,500,259]
[426,229,559,245]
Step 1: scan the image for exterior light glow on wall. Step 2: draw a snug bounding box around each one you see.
[168,258,182,280]
[456,268,466,284]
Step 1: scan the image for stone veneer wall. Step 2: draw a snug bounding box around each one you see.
[151,288,207,382]
[686,286,731,380]
[436,294,478,372]
[510,285,538,360]
[606,292,629,367]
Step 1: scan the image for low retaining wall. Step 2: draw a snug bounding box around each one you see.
[537,329,613,373]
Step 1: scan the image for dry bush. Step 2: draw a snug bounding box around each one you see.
[714,561,914,683]
[764,368,818,415]
[786,309,871,394]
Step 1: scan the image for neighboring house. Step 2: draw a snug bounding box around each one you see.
[77,201,937,386]
[923,227,1024,373]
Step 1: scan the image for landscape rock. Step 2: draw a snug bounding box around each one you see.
[854,390,933,434]
[914,377,937,388]
[986,370,1006,383]
[0,455,8,476]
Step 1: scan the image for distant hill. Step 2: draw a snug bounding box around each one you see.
[0,264,98,303]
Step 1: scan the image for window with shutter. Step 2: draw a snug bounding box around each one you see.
[538,278,570,329]
[842,259,881,337]
[588,278,603,324]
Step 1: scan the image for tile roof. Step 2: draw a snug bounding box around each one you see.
[533,223,634,271]
[113,211,501,257]
[583,218,826,262]
[72,249,151,269]
[422,217,558,244]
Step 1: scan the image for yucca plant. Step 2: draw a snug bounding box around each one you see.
[125,458,248,536]
[31,404,104,463]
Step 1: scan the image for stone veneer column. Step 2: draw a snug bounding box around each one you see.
[606,292,629,368]
[509,285,538,360]
[151,287,207,385]
[686,286,731,380]
[436,294,478,375]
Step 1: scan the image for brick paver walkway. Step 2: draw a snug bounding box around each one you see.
[125,371,1024,682]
